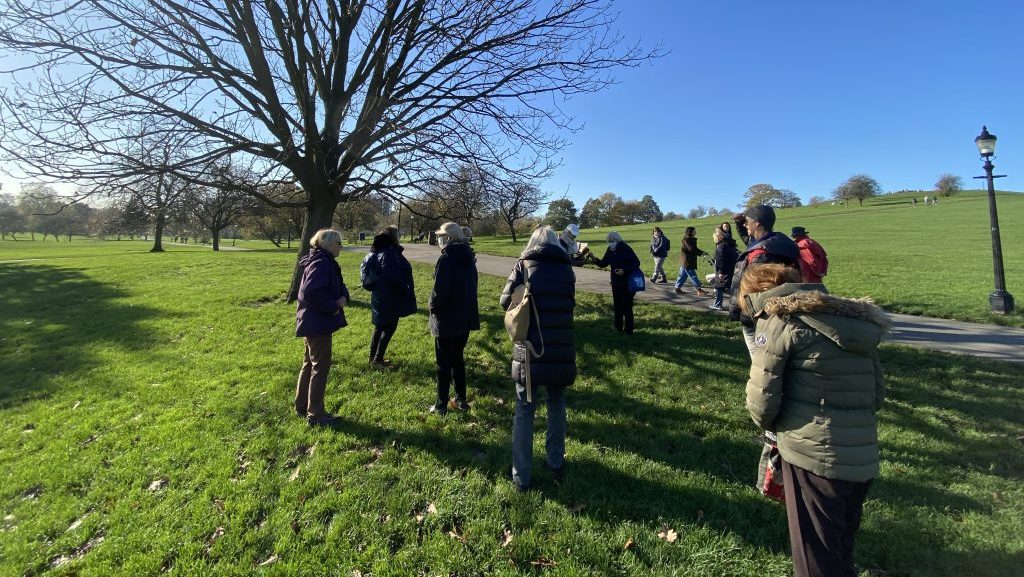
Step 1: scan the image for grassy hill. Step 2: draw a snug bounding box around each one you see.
[474,190,1024,327]
[1,242,1022,575]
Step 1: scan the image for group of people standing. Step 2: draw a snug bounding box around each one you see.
[292,204,883,577]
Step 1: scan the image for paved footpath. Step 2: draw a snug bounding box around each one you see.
[351,244,1024,364]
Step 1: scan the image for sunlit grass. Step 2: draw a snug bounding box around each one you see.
[0,242,1021,576]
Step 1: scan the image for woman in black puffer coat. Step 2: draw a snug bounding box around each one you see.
[427,222,480,415]
[709,228,739,311]
[592,231,641,334]
[500,226,576,491]
[367,227,416,367]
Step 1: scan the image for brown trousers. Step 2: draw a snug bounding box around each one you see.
[782,459,872,577]
[295,334,332,418]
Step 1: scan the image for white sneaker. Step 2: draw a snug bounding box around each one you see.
[708,304,723,311]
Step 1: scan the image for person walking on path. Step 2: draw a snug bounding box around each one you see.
[708,228,739,311]
[740,263,888,577]
[294,229,350,427]
[427,222,480,415]
[592,231,641,334]
[675,227,709,297]
[792,226,829,284]
[649,226,670,283]
[729,205,801,357]
[366,227,417,368]
[499,226,577,491]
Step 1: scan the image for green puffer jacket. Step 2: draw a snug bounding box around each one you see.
[744,283,889,482]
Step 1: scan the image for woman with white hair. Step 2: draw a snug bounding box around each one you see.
[294,229,350,427]
[592,231,641,334]
[499,226,576,491]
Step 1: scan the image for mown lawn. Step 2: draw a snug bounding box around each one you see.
[474,190,1024,328]
[0,242,1022,576]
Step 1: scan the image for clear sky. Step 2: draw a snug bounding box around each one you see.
[544,0,1024,214]
[3,0,1023,216]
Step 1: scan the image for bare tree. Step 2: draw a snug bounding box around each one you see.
[1,0,654,298]
[495,180,546,242]
[188,165,253,251]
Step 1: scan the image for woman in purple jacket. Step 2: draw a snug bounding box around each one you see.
[294,229,350,427]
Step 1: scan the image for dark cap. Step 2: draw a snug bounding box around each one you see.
[743,205,776,230]
[791,226,807,237]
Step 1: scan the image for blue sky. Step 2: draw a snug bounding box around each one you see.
[2,1,1022,216]
[545,0,1024,214]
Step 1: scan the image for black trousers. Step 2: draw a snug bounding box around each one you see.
[611,285,635,334]
[782,460,872,577]
[370,318,399,362]
[434,332,469,403]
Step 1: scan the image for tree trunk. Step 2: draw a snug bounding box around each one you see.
[287,199,338,302]
[212,228,220,251]
[507,220,517,243]
[151,212,166,252]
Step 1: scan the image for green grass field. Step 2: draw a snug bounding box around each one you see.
[474,190,1024,327]
[1,241,1022,576]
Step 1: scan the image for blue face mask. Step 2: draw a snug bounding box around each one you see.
[608,241,618,250]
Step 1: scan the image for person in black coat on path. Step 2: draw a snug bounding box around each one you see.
[592,231,641,334]
[367,227,416,367]
[500,226,576,491]
[709,228,739,311]
[427,222,480,415]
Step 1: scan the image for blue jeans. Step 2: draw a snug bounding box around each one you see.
[512,383,567,488]
[675,267,702,289]
[713,288,725,307]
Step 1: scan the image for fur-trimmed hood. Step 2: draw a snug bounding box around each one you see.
[748,283,890,354]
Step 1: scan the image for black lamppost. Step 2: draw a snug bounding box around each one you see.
[974,126,1014,314]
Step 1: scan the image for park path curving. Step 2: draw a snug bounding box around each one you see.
[348,243,1024,364]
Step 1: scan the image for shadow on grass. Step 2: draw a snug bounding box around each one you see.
[0,264,168,408]
[322,413,790,553]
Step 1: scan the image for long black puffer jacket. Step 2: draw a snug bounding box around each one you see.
[499,244,576,389]
[428,241,480,338]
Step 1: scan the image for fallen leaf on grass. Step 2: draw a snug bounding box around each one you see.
[447,528,466,543]
[623,537,635,550]
[500,529,513,548]
[206,526,225,549]
[530,557,556,567]
[79,435,98,448]
[258,555,278,566]
[427,503,438,514]
[22,423,35,432]
[72,401,81,410]
[148,478,168,492]
[288,465,302,482]
[657,525,678,543]
[66,514,88,533]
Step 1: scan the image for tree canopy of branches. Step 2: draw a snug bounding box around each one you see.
[544,198,578,231]
[495,181,546,242]
[1,0,652,298]
[743,183,802,208]
[935,174,963,197]
[188,165,254,251]
[833,175,881,206]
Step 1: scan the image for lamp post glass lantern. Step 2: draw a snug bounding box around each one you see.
[973,125,1014,314]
